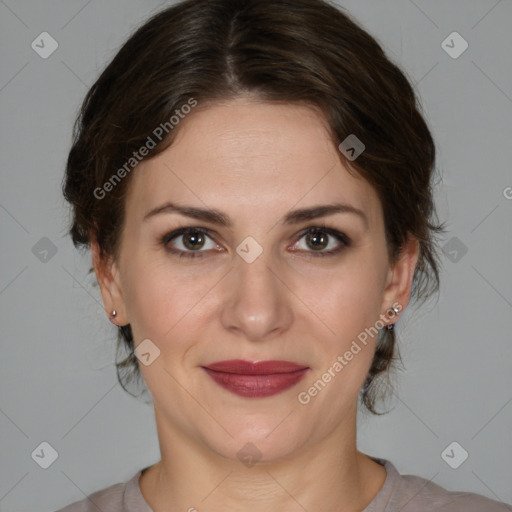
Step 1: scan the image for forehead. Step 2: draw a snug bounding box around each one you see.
[125,98,382,228]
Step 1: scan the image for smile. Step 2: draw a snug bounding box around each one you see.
[201,360,310,398]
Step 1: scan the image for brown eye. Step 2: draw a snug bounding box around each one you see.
[305,230,329,251]
[161,227,218,258]
[292,226,350,257]
[182,230,206,250]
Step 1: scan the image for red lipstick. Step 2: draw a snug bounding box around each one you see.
[202,360,309,398]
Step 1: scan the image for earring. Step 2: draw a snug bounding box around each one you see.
[386,305,400,330]
[109,309,117,323]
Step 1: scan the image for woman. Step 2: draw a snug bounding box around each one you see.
[57,0,512,510]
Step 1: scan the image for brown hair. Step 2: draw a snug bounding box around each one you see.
[62,0,446,414]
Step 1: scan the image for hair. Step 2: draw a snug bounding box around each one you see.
[62,0,447,415]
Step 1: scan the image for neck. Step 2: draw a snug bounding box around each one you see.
[139,405,387,512]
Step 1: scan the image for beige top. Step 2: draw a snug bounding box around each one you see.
[55,457,512,511]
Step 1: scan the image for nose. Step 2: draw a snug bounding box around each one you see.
[220,247,294,342]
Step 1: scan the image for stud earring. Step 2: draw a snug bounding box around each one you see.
[386,305,400,330]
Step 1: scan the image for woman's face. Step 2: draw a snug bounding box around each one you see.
[95,97,418,462]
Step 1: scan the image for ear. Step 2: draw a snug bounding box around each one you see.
[380,236,420,326]
[91,238,129,326]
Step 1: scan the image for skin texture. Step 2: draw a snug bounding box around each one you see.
[92,97,419,511]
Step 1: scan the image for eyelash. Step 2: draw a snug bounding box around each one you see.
[160,225,351,259]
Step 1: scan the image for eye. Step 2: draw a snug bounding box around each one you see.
[160,225,350,259]
[161,227,219,258]
[291,226,350,257]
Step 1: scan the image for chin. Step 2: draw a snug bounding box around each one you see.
[200,416,311,466]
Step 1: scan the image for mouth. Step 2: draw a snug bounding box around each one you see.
[201,360,310,398]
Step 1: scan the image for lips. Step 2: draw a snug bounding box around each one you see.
[204,359,308,374]
[202,360,309,398]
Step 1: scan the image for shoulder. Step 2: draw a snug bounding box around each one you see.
[54,482,124,512]
[380,459,512,512]
[54,470,143,512]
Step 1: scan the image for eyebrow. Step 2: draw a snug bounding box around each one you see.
[143,201,368,229]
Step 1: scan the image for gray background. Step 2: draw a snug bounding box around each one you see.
[1,0,511,510]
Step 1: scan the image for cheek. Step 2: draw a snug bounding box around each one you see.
[300,266,384,402]
[294,256,387,399]
[121,256,217,344]
[300,254,385,336]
